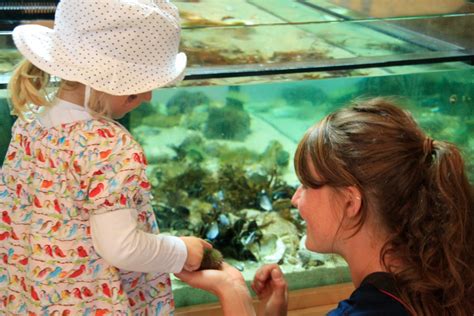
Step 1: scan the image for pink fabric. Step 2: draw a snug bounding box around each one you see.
[0,117,174,315]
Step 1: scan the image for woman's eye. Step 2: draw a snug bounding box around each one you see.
[128,95,138,101]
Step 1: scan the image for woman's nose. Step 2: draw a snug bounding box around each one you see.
[291,186,302,207]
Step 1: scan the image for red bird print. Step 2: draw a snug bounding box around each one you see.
[36,149,45,163]
[53,245,66,258]
[0,232,10,241]
[38,267,52,278]
[48,158,55,168]
[130,277,139,288]
[31,286,40,301]
[89,183,104,198]
[68,265,85,278]
[102,283,112,298]
[41,180,53,189]
[120,194,127,205]
[82,286,93,297]
[54,199,61,213]
[25,141,31,156]
[97,129,107,138]
[51,221,61,233]
[33,196,42,208]
[2,211,11,225]
[72,288,82,299]
[133,153,142,163]
[92,170,104,176]
[139,291,145,301]
[19,257,28,265]
[95,309,110,316]
[16,184,22,197]
[77,246,88,258]
[103,128,114,137]
[139,181,150,189]
[20,277,27,291]
[99,149,112,159]
[126,175,138,184]
[73,160,81,174]
[7,151,16,161]
[44,245,54,257]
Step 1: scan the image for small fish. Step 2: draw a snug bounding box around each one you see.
[218,214,230,226]
[205,222,219,240]
[242,231,257,245]
[259,191,273,211]
[449,94,457,104]
[216,190,225,201]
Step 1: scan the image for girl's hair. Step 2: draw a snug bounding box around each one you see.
[8,59,110,119]
[295,97,473,315]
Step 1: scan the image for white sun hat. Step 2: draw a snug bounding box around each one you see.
[12,0,187,95]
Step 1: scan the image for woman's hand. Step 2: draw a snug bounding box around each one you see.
[175,262,245,296]
[251,264,288,316]
[179,236,212,271]
[175,263,256,316]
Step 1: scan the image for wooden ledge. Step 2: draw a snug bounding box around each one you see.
[176,282,354,316]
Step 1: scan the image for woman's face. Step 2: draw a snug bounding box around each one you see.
[107,91,152,119]
[291,165,345,254]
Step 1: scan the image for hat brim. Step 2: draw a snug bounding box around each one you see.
[13,24,187,95]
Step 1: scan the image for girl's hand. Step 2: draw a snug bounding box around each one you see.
[179,236,212,271]
[251,264,288,316]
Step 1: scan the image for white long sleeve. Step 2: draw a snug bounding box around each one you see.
[90,208,187,273]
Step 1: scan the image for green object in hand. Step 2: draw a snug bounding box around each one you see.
[199,248,224,270]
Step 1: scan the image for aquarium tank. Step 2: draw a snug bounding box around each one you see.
[0,0,473,310]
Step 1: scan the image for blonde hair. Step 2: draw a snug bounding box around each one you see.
[8,59,110,119]
[8,59,52,119]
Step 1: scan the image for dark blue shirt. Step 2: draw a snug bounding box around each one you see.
[328,272,410,316]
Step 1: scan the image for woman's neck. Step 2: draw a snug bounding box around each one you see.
[339,227,389,288]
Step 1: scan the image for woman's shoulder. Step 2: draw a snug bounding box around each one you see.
[328,272,410,316]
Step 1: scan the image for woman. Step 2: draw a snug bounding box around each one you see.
[176,98,474,315]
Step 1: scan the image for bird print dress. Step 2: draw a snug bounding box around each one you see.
[0,106,175,315]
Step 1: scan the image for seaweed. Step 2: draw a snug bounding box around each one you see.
[166,91,210,115]
[199,248,224,270]
[281,85,327,106]
[204,105,250,140]
[260,140,290,168]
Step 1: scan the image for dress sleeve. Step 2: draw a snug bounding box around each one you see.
[80,124,151,216]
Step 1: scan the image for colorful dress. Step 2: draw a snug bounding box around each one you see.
[0,108,175,315]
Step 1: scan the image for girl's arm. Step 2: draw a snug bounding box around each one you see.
[90,208,210,273]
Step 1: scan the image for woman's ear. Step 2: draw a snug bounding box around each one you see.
[344,186,362,218]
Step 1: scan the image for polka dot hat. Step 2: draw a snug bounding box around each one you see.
[12,0,187,95]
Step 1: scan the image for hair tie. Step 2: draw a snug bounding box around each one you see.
[423,137,434,156]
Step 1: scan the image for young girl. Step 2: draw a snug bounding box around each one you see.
[0,0,210,315]
[176,98,474,315]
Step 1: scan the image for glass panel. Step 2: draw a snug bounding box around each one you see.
[181,15,471,70]
[123,63,474,306]
[310,0,474,19]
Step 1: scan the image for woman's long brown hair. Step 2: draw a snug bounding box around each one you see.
[294,97,473,315]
